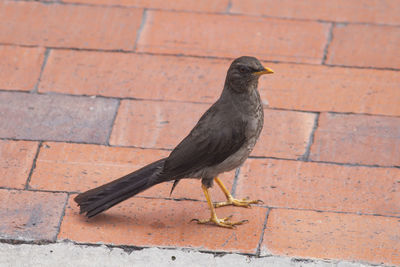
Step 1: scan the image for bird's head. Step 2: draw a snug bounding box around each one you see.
[225,56,274,93]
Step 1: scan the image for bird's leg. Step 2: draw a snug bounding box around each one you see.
[191,184,247,228]
[214,177,263,208]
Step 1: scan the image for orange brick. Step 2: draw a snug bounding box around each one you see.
[0,1,142,50]
[326,24,400,69]
[63,0,229,13]
[59,196,267,253]
[261,63,400,117]
[30,142,167,192]
[310,113,400,167]
[109,100,209,148]
[231,0,400,26]
[0,140,38,189]
[252,109,316,159]
[0,45,44,91]
[39,50,228,102]
[236,158,400,216]
[30,142,234,201]
[137,11,329,64]
[262,209,400,265]
[110,100,316,159]
[39,50,400,117]
[0,189,67,241]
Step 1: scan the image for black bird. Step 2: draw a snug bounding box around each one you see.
[75,56,274,228]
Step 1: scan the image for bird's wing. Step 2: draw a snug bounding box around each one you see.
[162,103,247,178]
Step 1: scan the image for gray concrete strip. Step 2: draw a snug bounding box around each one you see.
[0,241,380,267]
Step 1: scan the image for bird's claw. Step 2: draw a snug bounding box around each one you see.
[190,215,248,229]
[214,197,264,208]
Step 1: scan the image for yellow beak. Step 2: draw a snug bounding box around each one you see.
[254,67,274,76]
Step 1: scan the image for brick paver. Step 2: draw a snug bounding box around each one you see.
[137,11,329,64]
[252,109,316,159]
[0,0,399,265]
[310,113,400,167]
[39,50,228,102]
[0,140,38,189]
[0,189,67,242]
[63,0,230,13]
[327,24,400,69]
[39,51,400,116]
[0,1,142,50]
[236,158,400,216]
[0,92,118,144]
[30,142,168,192]
[110,100,317,159]
[231,0,400,26]
[0,45,45,91]
[109,100,208,148]
[262,209,400,265]
[261,63,400,116]
[30,142,233,201]
[60,196,267,253]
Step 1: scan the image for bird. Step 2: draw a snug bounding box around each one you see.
[74,56,274,228]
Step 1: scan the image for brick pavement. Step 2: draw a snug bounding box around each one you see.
[0,0,399,266]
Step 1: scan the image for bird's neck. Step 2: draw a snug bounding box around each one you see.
[220,83,262,113]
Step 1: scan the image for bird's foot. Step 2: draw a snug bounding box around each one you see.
[191,215,248,229]
[214,197,263,208]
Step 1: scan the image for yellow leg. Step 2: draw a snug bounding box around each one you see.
[214,177,263,208]
[191,184,247,228]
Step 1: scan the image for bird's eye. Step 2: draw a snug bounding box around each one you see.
[238,66,247,73]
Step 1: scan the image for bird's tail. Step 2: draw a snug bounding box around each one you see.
[74,158,167,218]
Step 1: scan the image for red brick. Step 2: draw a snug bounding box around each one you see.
[30,142,167,192]
[110,100,316,159]
[261,63,400,117]
[0,92,118,144]
[326,24,400,69]
[137,11,329,64]
[231,0,400,26]
[63,0,229,13]
[39,50,400,117]
[59,196,267,253]
[109,100,208,148]
[236,158,400,216]
[0,140,38,189]
[30,142,234,201]
[252,109,316,159]
[0,1,142,50]
[262,209,400,265]
[39,50,228,102]
[0,45,44,91]
[310,113,400,167]
[0,189,67,241]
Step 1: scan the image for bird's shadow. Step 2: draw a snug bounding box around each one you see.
[74,207,192,230]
